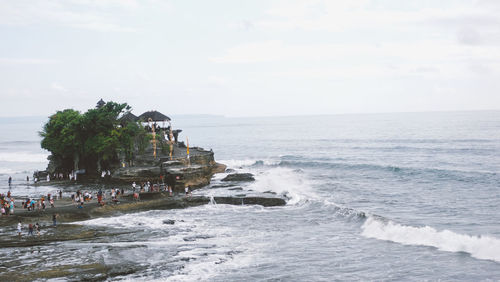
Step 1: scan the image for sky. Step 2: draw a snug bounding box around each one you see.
[0,0,499,117]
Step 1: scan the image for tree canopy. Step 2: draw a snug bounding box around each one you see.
[40,101,149,174]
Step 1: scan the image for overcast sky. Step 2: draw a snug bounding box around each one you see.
[1,0,499,117]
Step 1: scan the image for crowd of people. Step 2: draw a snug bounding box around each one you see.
[6,175,194,238]
[16,214,57,238]
[0,191,15,216]
[20,191,61,212]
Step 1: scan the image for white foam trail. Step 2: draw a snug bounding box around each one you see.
[361,216,500,262]
[74,211,182,230]
[74,207,262,281]
[247,167,318,205]
[219,158,279,169]
[0,151,49,163]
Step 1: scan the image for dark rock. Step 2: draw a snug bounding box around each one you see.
[213,196,286,207]
[225,168,235,173]
[210,184,233,188]
[221,173,255,182]
[162,219,175,225]
[228,187,243,191]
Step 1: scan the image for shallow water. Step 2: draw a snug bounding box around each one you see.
[1,111,500,280]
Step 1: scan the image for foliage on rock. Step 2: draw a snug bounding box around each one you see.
[40,101,149,174]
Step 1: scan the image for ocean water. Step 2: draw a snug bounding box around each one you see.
[1,111,500,280]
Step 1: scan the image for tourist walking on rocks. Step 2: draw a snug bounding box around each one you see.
[17,221,22,237]
[132,182,136,193]
[8,176,12,186]
[97,189,103,205]
[3,202,9,215]
[35,222,40,236]
[28,223,34,236]
[53,214,58,227]
[59,190,62,200]
[10,199,14,215]
[185,186,191,198]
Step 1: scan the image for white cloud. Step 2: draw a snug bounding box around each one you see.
[206,76,228,86]
[211,40,500,68]
[51,82,67,92]
[0,0,149,32]
[0,58,58,65]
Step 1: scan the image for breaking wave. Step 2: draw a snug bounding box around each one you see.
[247,166,317,205]
[361,216,500,263]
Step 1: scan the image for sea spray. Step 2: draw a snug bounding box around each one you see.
[361,216,500,262]
[247,167,318,205]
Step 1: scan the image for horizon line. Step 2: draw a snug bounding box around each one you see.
[0,108,499,120]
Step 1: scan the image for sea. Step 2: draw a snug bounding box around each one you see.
[0,111,499,281]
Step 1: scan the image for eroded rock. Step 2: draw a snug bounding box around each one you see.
[221,173,255,182]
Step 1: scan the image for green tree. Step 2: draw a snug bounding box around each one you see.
[40,101,152,175]
[40,109,83,173]
[80,102,129,172]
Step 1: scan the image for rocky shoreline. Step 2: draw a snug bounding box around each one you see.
[0,168,287,281]
[0,191,286,245]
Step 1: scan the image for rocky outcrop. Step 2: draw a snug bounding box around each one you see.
[112,144,226,191]
[111,166,161,181]
[221,173,255,182]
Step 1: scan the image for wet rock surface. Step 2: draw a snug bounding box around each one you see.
[221,173,255,182]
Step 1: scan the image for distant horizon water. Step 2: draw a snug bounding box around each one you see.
[1,108,499,120]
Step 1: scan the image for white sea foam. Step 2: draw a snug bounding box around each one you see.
[361,216,500,262]
[0,151,49,163]
[219,158,279,169]
[247,167,318,205]
[75,206,263,281]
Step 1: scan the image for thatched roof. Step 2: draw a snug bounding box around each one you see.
[119,112,138,122]
[138,110,171,122]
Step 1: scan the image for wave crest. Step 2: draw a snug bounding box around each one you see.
[361,216,500,262]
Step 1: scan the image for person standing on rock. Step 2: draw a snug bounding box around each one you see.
[35,222,41,236]
[97,189,103,205]
[10,199,14,215]
[8,176,12,186]
[28,223,34,236]
[17,221,22,237]
[132,182,136,193]
[52,214,58,227]
[185,186,191,198]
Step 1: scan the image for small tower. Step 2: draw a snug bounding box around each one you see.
[96,98,105,109]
